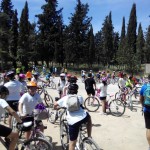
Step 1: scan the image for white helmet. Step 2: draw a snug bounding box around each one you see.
[60,73,65,77]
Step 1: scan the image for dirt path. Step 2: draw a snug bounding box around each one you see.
[0,77,147,150]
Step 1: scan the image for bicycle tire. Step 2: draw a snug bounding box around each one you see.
[48,110,58,124]
[109,99,125,117]
[80,137,100,150]
[11,116,17,131]
[44,93,54,108]
[50,82,56,89]
[60,120,69,150]
[84,96,100,112]
[21,137,53,150]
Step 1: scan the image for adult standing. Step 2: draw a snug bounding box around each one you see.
[140,74,150,150]
[4,71,22,128]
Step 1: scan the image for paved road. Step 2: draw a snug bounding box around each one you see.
[0,77,147,150]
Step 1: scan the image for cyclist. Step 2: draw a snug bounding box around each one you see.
[98,77,108,115]
[126,75,134,90]
[54,83,92,150]
[63,75,77,96]
[96,71,101,83]
[18,74,27,95]
[140,74,150,150]
[57,73,66,98]
[25,68,32,81]
[4,71,23,128]
[85,73,96,98]
[18,81,44,140]
[31,72,46,86]
[0,85,22,150]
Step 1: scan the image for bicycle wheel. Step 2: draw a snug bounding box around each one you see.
[109,99,125,117]
[21,137,53,150]
[84,96,100,112]
[44,93,54,108]
[60,121,69,150]
[48,110,58,124]
[50,82,56,89]
[80,137,100,150]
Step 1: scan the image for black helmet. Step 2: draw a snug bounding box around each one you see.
[68,83,78,94]
[0,86,9,95]
[69,76,78,83]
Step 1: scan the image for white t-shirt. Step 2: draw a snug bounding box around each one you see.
[4,80,22,101]
[0,99,9,121]
[19,92,42,115]
[118,78,126,88]
[57,95,87,125]
[99,83,107,97]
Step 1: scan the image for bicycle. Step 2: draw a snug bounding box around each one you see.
[41,77,56,89]
[84,90,126,117]
[0,121,52,150]
[38,85,54,107]
[48,97,67,124]
[60,115,100,150]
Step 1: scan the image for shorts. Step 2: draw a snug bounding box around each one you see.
[68,113,90,141]
[0,124,12,137]
[144,106,150,129]
[7,101,18,115]
[100,97,106,100]
[86,88,95,96]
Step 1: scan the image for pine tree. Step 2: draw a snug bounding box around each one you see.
[67,0,92,65]
[0,0,14,69]
[36,0,63,67]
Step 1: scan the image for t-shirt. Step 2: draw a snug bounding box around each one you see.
[4,80,22,101]
[85,78,95,89]
[118,78,126,88]
[140,84,147,96]
[19,92,42,115]
[0,99,9,121]
[57,95,87,125]
[99,83,107,97]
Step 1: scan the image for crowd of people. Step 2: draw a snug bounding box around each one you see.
[0,64,150,150]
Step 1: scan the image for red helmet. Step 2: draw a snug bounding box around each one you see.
[67,74,72,78]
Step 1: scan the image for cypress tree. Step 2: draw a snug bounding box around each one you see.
[136,23,145,64]
[18,1,30,68]
[9,9,18,68]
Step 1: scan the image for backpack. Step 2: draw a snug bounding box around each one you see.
[144,84,150,106]
[66,95,80,112]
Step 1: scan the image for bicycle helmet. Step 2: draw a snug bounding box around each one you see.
[67,74,72,78]
[0,85,9,95]
[27,81,37,87]
[102,77,107,82]
[69,76,78,83]
[6,71,15,77]
[60,73,65,77]
[68,83,78,94]
[88,73,92,77]
[19,73,26,79]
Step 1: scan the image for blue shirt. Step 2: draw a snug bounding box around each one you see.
[140,84,147,96]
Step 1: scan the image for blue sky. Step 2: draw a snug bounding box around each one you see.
[11,0,150,34]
